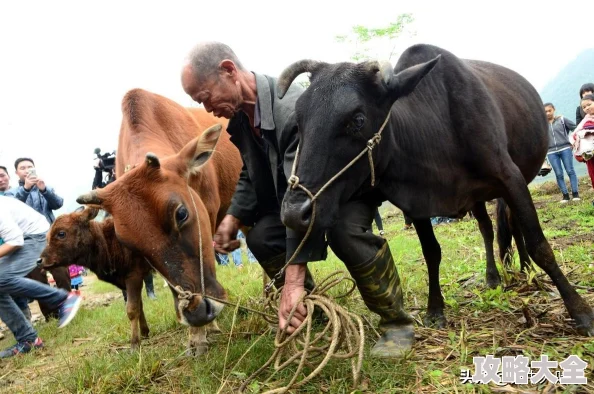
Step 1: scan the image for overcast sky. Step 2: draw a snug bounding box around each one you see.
[0,0,590,213]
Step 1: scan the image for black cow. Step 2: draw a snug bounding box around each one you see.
[277,43,594,336]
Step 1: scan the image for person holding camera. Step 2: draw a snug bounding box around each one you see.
[5,158,64,224]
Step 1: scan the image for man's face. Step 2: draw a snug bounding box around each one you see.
[181,65,242,119]
[16,160,34,181]
[0,169,10,191]
[544,105,555,121]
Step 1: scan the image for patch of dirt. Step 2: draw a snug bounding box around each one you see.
[550,232,594,248]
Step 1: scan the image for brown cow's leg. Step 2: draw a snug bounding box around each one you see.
[26,267,50,319]
[472,202,501,289]
[187,326,208,356]
[413,218,446,328]
[501,167,594,335]
[139,299,149,339]
[51,266,72,292]
[125,275,144,349]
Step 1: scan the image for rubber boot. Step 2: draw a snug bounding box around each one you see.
[144,273,157,300]
[347,240,415,358]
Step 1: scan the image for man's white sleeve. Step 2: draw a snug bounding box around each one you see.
[0,209,24,246]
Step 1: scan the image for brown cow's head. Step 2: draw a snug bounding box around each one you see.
[39,207,101,269]
[77,124,226,327]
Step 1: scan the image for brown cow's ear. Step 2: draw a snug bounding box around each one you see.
[80,206,100,222]
[181,123,223,173]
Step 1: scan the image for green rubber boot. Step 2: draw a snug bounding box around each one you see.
[347,241,415,358]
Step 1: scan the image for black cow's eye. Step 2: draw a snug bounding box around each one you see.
[176,205,189,225]
[352,113,365,130]
[57,231,66,239]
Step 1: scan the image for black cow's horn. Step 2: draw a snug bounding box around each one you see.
[278,59,322,99]
[145,152,160,169]
[378,61,394,85]
[77,190,102,205]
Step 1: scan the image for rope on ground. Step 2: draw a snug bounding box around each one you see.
[238,271,365,394]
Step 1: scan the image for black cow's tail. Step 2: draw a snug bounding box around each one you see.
[496,198,513,267]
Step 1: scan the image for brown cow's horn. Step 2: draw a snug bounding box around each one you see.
[76,190,102,205]
[277,59,322,99]
[145,152,160,169]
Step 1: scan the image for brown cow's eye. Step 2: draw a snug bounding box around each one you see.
[176,205,189,226]
[57,231,66,239]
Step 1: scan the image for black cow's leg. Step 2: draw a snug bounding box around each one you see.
[413,219,446,328]
[501,165,594,335]
[472,202,501,288]
[509,212,531,272]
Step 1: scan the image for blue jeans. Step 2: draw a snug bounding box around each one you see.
[237,230,257,263]
[547,149,579,195]
[216,249,243,267]
[0,234,68,343]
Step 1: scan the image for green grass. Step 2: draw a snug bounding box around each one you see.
[1,178,594,393]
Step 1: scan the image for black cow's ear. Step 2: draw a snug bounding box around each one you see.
[387,55,441,99]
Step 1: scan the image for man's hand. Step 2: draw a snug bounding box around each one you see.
[279,264,308,334]
[213,215,241,254]
[24,174,37,190]
[36,178,46,192]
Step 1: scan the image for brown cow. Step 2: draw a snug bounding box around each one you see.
[77,89,242,353]
[39,207,152,349]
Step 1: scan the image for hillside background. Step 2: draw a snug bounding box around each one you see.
[536,48,594,183]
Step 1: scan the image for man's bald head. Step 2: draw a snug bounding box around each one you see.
[184,41,246,84]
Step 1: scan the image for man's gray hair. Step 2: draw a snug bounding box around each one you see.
[186,41,246,83]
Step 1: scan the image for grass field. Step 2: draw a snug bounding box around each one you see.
[1,178,593,394]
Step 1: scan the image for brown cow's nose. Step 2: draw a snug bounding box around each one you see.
[281,189,312,232]
[182,297,224,327]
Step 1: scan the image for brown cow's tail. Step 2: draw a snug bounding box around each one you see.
[496,198,513,268]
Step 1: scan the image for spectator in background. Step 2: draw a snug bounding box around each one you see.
[92,148,104,190]
[570,94,594,206]
[0,196,81,358]
[576,83,594,125]
[373,209,386,236]
[69,265,84,295]
[5,158,72,319]
[402,212,413,231]
[544,103,579,203]
[0,166,10,195]
[5,158,64,224]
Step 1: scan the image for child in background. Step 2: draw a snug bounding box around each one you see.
[68,265,84,295]
[570,94,594,203]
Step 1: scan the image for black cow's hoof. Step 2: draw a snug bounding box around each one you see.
[423,313,447,329]
[574,313,594,337]
[486,274,502,289]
